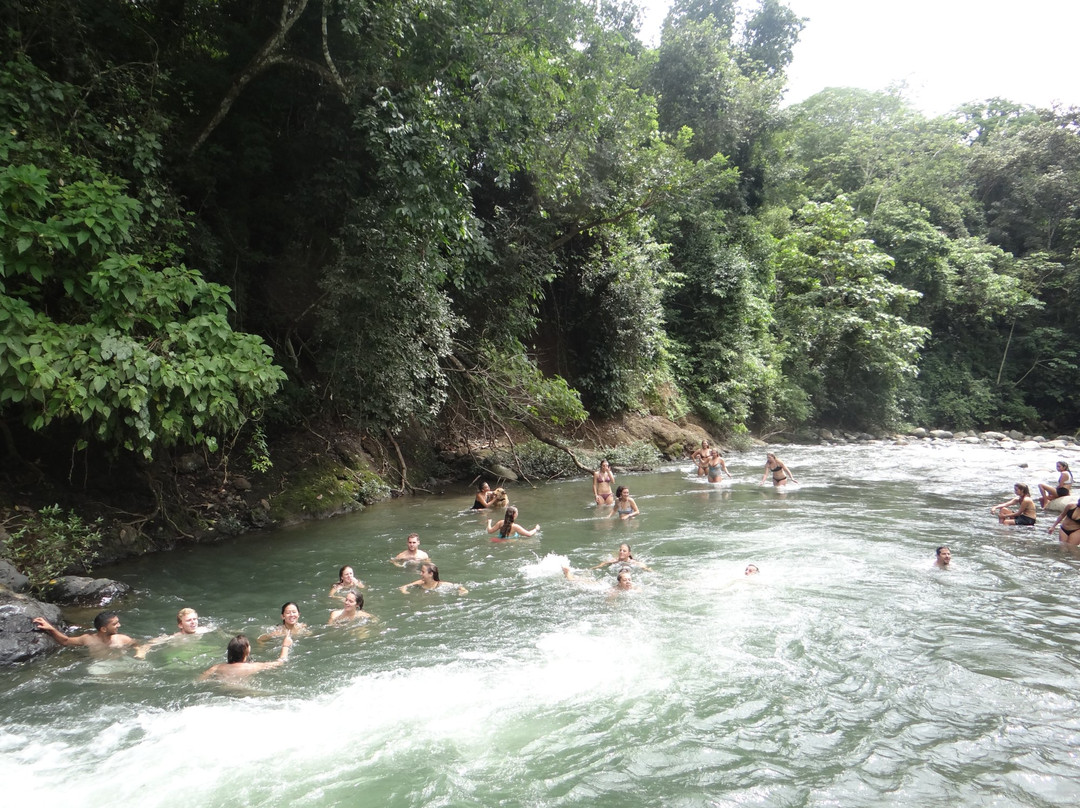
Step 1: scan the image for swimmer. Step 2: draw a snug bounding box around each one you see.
[934,546,951,569]
[32,611,140,659]
[257,602,310,642]
[1047,500,1080,545]
[691,440,712,476]
[990,483,1037,526]
[471,481,494,510]
[761,453,797,486]
[199,634,291,681]
[706,448,731,482]
[399,562,468,594]
[593,459,616,505]
[592,543,652,571]
[328,591,378,624]
[562,565,637,593]
[744,564,760,575]
[329,565,366,597]
[609,486,639,519]
[134,607,207,659]
[487,505,540,539]
[392,533,431,566]
[1038,461,1073,508]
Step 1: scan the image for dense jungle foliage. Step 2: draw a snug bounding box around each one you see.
[1,0,1078,474]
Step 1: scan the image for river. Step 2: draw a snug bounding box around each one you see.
[2,441,1079,807]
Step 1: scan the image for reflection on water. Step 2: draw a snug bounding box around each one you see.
[3,442,1080,806]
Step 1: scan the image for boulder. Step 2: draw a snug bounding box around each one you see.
[1041,440,1070,449]
[1020,440,1042,449]
[0,588,65,665]
[37,576,131,607]
[963,436,980,444]
[929,430,954,440]
[0,560,29,593]
[490,464,519,482]
[1007,430,1025,441]
[981,431,1007,441]
[910,427,927,438]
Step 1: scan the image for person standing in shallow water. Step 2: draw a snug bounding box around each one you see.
[593,459,616,505]
[761,453,797,486]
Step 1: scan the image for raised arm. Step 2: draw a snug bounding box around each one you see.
[486,519,502,535]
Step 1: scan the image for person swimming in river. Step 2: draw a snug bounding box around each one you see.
[32,611,140,659]
[329,565,365,598]
[399,562,468,594]
[257,602,310,642]
[990,483,1037,526]
[487,505,540,539]
[471,481,495,510]
[610,485,639,519]
[328,591,378,624]
[199,634,291,681]
[134,607,208,659]
[761,453,797,486]
[563,565,639,594]
[592,543,651,571]
[706,448,731,482]
[1038,461,1073,509]
[593,459,616,505]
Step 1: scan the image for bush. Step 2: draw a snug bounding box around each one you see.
[6,505,104,586]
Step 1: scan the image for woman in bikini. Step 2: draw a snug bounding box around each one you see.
[761,453,797,486]
[1048,499,1080,545]
[990,483,1037,526]
[471,481,494,510]
[609,485,640,519]
[328,591,377,624]
[399,563,468,594]
[593,459,615,505]
[1037,461,1073,509]
[329,565,365,598]
[691,440,712,476]
[486,505,540,539]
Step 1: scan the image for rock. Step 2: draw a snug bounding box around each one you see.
[0,560,29,593]
[981,431,1006,441]
[37,576,131,607]
[175,453,204,474]
[1041,440,1069,449]
[929,430,954,439]
[1007,429,1025,441]
[1054,436,1076,444]
[232,476,252,492]
[819,429,834,441]
[910,427,927,438]
[1031,436,1047,443]
[964,436,980,444]
[0,588,65,665]
[490,464,519,482]
[1020,440,1042,449]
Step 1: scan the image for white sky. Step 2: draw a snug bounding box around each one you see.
[638,0,1080,115]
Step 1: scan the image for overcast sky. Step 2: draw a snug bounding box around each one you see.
[638,0,1080,115]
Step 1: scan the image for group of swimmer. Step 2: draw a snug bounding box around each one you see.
[990,460,1080,545]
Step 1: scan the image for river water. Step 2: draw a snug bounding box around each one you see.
[2,441,1080,807]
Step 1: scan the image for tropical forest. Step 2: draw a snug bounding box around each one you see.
[1,0,1078,558]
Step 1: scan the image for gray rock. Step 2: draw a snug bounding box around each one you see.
[232,476,252,492]
[910,428,927,438]
[929,430,954,439]
[0,589,65,665]
[1055,436,1077,444]
[0,560,29,593]
[1020,440,1042,449]
[37,576,131,607]
[963,436,980,444]
[490,464,519,481]
[1007,430,1025,441]
[1041,440,1069,449]
[819,429,834,441]
[1031,436,1047,443]
[175,453,204,473]
[981,431,1007,441]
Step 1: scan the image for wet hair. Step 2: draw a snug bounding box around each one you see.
[344,591,365,609]
[177,607,197,625]
[477,481,490,492]
[616,570,632,584]
[421,563,441,582]
[407,533,420,542]
[615,485,627,498]
[227,635,250,664]
[619,543,634,559]
[500,506,518,538]
[281,602,298,623]
[94,611,118,631]
[338,566,353,583]
[1059,461,1070,471]
[936,546,949,557]
[600,459,610,468]
[1015,483,1031,498]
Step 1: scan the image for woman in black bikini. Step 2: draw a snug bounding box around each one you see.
[1038,461,1073,509]
[761,453,797,486]
[471,481,494,510]
[991,483,1037,526]
[1048,500,1080,545]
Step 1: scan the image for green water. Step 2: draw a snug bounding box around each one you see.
[2,442,1080,807]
